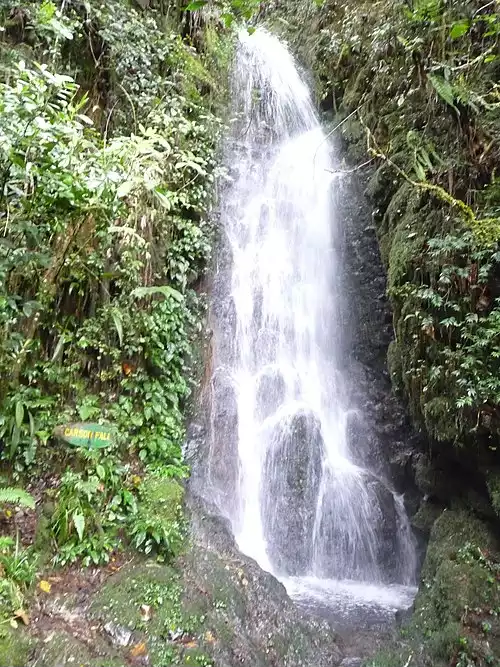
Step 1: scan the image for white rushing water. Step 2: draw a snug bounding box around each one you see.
[207,27,417,623]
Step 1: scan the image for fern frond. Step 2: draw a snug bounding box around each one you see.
[0,488,35,509]
[428,74,459,112]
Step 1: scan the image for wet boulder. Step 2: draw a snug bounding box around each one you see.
[261,408,324,575]
[255,367,286,421]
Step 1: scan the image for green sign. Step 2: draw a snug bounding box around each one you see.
[54,422,114,449]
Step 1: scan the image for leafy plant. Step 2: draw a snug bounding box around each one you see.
[0,487,34,509]
[184,0,261,27]
[0,535,37,623]
[50,463,136,566]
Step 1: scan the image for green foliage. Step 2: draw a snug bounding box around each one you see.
[49,457,136,566]
[428,74,458,113]
[184,0,261,27]
[0,487,34,509]
[390,230,500,442]
[127,475,185,559]
[0,0,225,485]
[0,0,228,571]
[0,535,37,622]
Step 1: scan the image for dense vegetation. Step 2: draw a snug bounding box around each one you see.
[1,0,500,665]
[0,0,238,657]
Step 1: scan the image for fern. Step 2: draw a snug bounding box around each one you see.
[428,74,459,112]
[0,487,35,509]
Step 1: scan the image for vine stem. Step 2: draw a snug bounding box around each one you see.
[360,115,472,222]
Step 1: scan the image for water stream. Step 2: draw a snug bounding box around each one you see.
[204,28,417,630]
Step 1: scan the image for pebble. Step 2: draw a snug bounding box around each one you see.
[103,621,132,647]
[340,659,363,667]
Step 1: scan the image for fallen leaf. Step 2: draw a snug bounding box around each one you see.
[130,642,147,658]
[184,640,198,649]
[14,609,29,625]
[39,580,51,593]
[204,630,215,643]
[140,604,152,622]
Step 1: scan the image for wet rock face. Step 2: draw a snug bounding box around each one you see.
[261,409,324,575]
[186,369,240,522]
[255,367,286,420]
[364,475,399,579]
[186,494,344,667]
[207,371,240,518]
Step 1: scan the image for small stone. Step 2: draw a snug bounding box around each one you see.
[104,621,133,647]
[340,659,363,667]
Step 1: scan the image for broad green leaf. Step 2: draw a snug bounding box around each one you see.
[51,335,65,363]
[185,0,207,10]
[15,401,24,428]
[28,411,35,438]
[10,426,21,457]
[117,180,135,198]
[73,511,85,541]
[450,20,469,39]
[111,310,123,347]
[131,285,183,301]
[153,189,172,210]
[428,74,458,112]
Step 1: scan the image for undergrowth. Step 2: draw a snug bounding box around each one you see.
[0,0,239,633]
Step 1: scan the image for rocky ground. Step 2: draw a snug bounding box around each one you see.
[4,488,344,667]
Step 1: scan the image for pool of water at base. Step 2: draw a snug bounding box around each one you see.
[283,576,417,633]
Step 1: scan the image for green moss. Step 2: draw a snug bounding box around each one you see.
[422,397,459,442]
[411,499,442,535]
[31,630,124,667]
[365,647,414,667]
[0,628,32,667]
[342,62,373,111]
[386,339,403,393]
[486,470,500,518]
[91,559,202,665]
[421,509,498,581]
[139,476,185,524]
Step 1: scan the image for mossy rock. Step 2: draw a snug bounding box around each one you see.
[486,469,500,518]
[31,630,124,667]
[387,339,403,394]
[0,627,32,667]
[421,509,499,582]
[342,62,373,111]
[138,475,184,524]
[404,510,500,666]
[411,499,443,535]
[422,396,460,442]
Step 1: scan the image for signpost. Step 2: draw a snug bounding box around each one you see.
[54,423,115,449]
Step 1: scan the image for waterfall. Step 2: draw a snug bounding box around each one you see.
[204,27,417,623]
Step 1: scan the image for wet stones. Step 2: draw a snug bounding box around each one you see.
[261,408,324,575]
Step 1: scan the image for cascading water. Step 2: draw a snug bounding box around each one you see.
[204,27,417,627]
